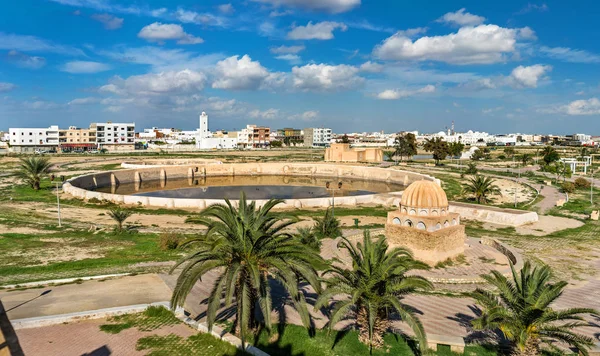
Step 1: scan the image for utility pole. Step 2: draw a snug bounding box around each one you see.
[326,181,343,217]
[514,187,518,208]
[592,169,595,205]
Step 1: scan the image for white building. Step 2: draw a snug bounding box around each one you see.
[304,128,332,147]
[95,122,135,151]
[423,130,492,145]
[195,112,239,149]
[9,125,60,152]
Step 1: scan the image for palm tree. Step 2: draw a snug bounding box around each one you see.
[295,226,321,251]
[107,207,133,232]
[316,231,432,351]
[173,193,323,348]
[17,157,53,190]
[472,261,597,355]
[521,153,533,166]
[462,175,501,204]
[313,207,341,239]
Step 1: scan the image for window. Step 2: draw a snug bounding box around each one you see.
[12,132,15,135]
[416,222,426,230]
[392,217,401,225]
[29,132,32,135]
[29,139,32,143]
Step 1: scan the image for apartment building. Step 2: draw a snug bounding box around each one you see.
[59,126,96,152]
[304,128,332,147]
[95,122,135,151]
[8,126,60,152]
[237,125,270,148]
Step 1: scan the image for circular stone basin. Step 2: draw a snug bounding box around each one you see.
[96,175,405,200]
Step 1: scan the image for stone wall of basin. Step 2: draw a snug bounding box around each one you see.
[63,163,436,210]
[448,201,539,227]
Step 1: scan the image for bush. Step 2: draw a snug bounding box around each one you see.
[313,208,342,239]
[88,197,101,204]
[295,227,321,251]
[498,154,506,160]
[159,232,182,250]
[561,182,576,194]
[465,162,478,175]
[574,177,591,189]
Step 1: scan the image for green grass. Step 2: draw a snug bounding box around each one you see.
[252,324,496,356]
[137,333,247,356]
[100,306,181,334]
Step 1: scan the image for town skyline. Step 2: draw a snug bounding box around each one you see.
[2,0,600,133]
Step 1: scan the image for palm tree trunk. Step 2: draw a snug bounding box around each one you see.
[356,306,387,349]
[518,337,540,356]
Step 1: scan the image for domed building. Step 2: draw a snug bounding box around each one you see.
[385,180,465,265]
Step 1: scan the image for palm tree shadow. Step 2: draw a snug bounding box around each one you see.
[448,304,510,352]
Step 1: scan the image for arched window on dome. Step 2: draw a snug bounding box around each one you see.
[452,218,457,225]
[392,217,401,225]
[431,210,439,216]
[444,220,449,227]
[402,208,408,214]
[409,209,416,215]
[419,209,428,216]
[435,223,442,231]
[441,209,446,215]
[416,222,426,230]
[404,219,413,227]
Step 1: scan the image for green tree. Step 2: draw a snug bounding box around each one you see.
[107,207,133,232]
[503,146,516,159]
[316,231,432,351]
[270,140,283,148]
[339,134,351,144]
[472,261,597,356]
[465,162,478,175]
[541,145,560,165]
[462,175,501,204]
[174,194,322,347]
[17,157,53,190]
[423,137,450,165]
[448,142,465,158]
[471,148,486,161]
[521,153,533,166]
[383,150,395,163]
[546,161,572,182]
[295,226,321,251]
[394,133,417,162]
[313,207,342,239]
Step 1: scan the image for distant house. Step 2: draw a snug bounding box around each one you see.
[324,143,383,163]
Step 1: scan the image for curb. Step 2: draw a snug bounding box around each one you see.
[1,273,132,290]
[11,301,174,330]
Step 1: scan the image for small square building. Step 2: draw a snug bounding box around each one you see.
[385,180,465,265]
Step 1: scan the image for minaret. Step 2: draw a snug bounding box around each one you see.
[199,112,208,139]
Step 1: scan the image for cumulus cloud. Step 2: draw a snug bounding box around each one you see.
[138,22,203,45]
[6,50,46,69]
[212,55,281,90]
[91,13,123,30]
[359,61,384,73]
[250,108,280,119]
[251,0,360,14]
[275,54,301,64]
[217,3,234,14]
[509,64,551,88]
[292,63,363,91]
[437,8,485,26]
[374,24,520,64]
[270,45,305,54]
[61,61,111,73]
[100,69,207,96]
[174,9,228,28]
[517,26,537,40]
[377,85,435,100]
[0,82,16,92]
[539,46,600,63]
[553,98,600,116]
[287,21,347,40]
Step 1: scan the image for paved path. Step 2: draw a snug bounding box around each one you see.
[0,274,171,320]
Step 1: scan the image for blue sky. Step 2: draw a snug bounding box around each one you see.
[1,0,599,134]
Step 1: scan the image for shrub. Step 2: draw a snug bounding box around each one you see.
[159,232,182,250]
[295,226,321,251]
[465,162,478,175]
[498,154,506,160]
[561,182,576,194]
[88,197,101,204]
[313,208,342,239]
[574,177,591,189]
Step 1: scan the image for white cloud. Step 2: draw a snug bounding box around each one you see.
[576,91,585,96]
[482,106,504,114]
[23,100,60,110]
[212,55,278,90]
[91,13,123,30]
[6,50,46,69]
[275,54,301,64]
[345,20,395,34]
[0,32,85,56]
[509,64,551,88]
[61,61,111,73]
[0,82,16,92]
[270,45,305,54]
[174,9,228,28]
[68,97,100,105]
[217,3,234,14]
[539,46,600,63]
[359,61,384,73]
[555,98,600,116]
[105,105,123,112]
[287,21,347,40]
[376,85,435,100]
[517,27,537,40]
[292,63,363,91]
[374,25,519,64]
[251,0,360,14]
[100,69,207,96]
[100,46,223,72]
[250,108,280,119]
[138,23,203,45]
[289,110,319,121]
[516,3,549,15]
[437,8,485,26]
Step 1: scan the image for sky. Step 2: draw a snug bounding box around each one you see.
[1,0,600,134]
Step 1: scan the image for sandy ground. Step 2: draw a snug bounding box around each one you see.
[482,215,584,236]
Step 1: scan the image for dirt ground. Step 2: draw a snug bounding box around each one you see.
[492,178,535,204]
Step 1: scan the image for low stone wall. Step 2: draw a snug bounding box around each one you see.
[63,163,436,210]
[448,202,538,227]
[121,159,222,169]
